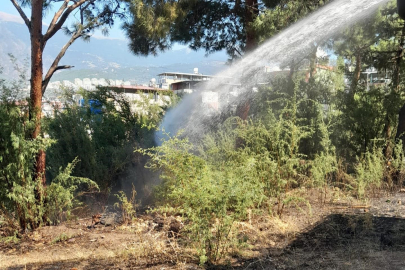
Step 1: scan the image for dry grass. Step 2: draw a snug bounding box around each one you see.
[2,188,405,269]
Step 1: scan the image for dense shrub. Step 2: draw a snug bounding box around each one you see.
[0,96,96,231]
[46,87,173,191]
[139,133,263,263]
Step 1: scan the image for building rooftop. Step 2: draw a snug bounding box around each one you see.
[157,72,232,79]
[109,85,171,92]
[158,72,213,77]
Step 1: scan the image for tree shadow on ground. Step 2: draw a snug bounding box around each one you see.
[220,213,405,270]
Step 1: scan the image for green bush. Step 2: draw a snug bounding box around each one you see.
[332,86,389,162]
[0,99,95,231]
[237,89,312,216]
[138,133,263,263]
[139,98,313,262]
[46,157,98,225]
[0,71,97,231]
[46,87,173,191]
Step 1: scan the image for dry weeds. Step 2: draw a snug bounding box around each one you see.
[1,188,405,269]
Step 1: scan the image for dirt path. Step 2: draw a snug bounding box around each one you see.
[2,190,405,270]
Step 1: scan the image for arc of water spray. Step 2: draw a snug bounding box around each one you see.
[157,0,391,143]
[212,0,390,89]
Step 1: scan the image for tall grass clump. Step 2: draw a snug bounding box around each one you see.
[353,146,385,198]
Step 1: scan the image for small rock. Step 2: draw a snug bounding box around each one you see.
[100,235,105,239]
[269,240,276,247]
[398,200,402,205]
[89,239,97,242]
[67,238,75,243]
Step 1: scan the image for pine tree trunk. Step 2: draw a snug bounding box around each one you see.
[391,23,405,157]
[396,104,405,140]
[288,60,296,96]
[350,51,361,96]
[30,0,46,228]
[244,0,258,52]
[309,45,317,80]
[237,99,251,120]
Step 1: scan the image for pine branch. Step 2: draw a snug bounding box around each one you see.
[9,0,31,31]
[44,0,89,42]
[47,0,70,30]
[42,31,82,93]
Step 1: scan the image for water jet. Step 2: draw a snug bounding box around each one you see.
[157,0,391,143]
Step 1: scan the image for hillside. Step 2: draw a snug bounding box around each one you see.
[0,13,227,84]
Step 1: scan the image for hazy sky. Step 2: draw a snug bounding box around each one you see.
[0,1,226,59]
[0,1,127,39]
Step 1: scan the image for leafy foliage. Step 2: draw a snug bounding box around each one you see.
[0,92,95,230]
[123,0,329,58]
[46,87,173,191]
[46,158,98,224]
[138,90,319,262]
[254,0,331,44]
[138,132,263,263]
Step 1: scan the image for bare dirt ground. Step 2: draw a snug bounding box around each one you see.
[1,188,405,270]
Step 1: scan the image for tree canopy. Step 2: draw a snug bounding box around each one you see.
[122,0,329,59]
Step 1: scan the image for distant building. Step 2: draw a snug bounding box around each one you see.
[82,78,92,89]
[345,66,390,90]
[91,78,99,86]
[44,68,233,115]
[98,78,108,86]
[74,78,83,87]
[157,69,222,94]
[42,100,63,117]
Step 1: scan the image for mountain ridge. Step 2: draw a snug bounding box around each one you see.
[0,14,227,84]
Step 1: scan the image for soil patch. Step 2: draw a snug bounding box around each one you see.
[2,189,405,269]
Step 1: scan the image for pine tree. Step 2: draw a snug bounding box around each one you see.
[10,0,125,227]
[122,0,328,59]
